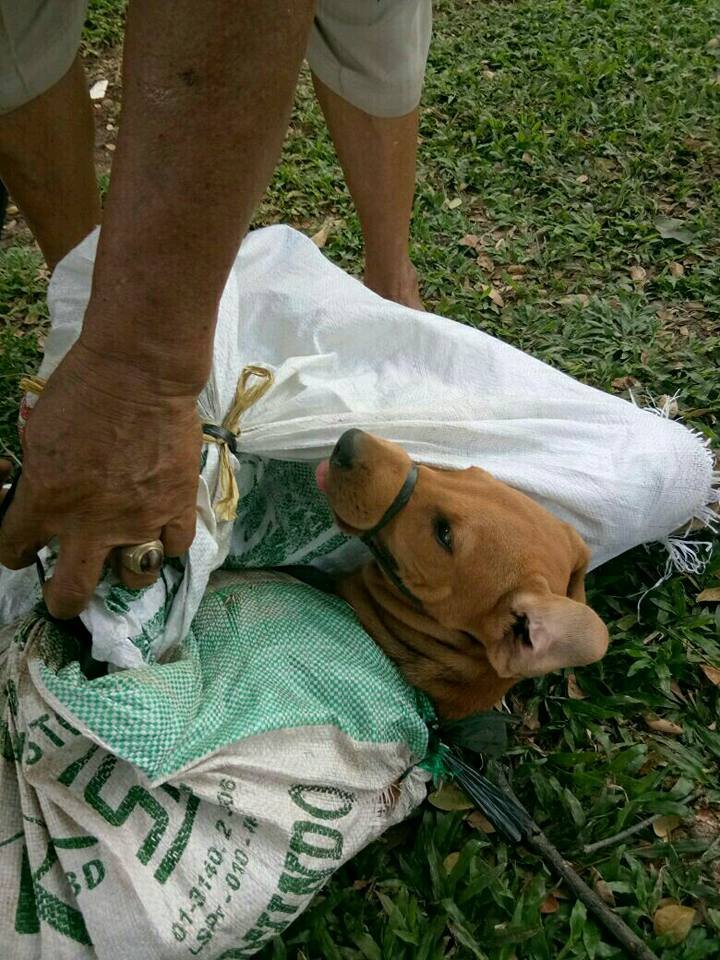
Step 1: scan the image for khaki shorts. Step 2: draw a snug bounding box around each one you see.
[0,0,432,118]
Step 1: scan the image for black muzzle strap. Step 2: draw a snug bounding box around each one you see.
[360,464,422,608]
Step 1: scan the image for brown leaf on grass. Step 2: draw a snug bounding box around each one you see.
[311,219,335,248]
[506,264,527,276]
[558,294,590,307]
[630,265,647,283]
[708,36,720,49]
[611,375,642,392]
[459,234,481,249]
[645,716,684,736]
[488,287,505,308]
[352,878,372,891]
[653,815,682,839]
[697,587,720,603]
[591,871,616,906]
[576,174,589,183]
[697,810,720,846]
[521,152,533,164]
[700,663,720,685]
[477,253,495,273]
[669,261,685,277]
[447,197,462,210]
[656,395,679,418]
[653,904,695,944]
[567,674,587,700]
[427,783,474,811]
[443,852,461,873]
[690,807,720,841]
[540,894,559,914]
[467,810,496,834]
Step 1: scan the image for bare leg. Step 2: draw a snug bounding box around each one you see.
[0,55,100,269]
[312,73,423,310]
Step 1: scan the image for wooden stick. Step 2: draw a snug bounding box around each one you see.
[492,768,660,960]
[582,814,658,855]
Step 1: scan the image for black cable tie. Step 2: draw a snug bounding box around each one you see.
[202,423,238,455]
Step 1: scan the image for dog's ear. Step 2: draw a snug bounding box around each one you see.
[486,588,609,679]
[566,525,591,603]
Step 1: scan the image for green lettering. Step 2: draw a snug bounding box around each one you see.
[267,893,298,915]
[65,870,81,897]
[83,859,105,890]
[289,821,343,860]
[84,756,169,865]
[58,743,99,787]
[154,791,200,884]
[14,844,39,935]
[29,714,64,748]
[288,784,355,821]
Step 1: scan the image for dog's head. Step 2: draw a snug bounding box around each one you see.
[317,429,609,717]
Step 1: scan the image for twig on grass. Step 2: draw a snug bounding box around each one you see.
[581,814,660,855]
[493,768,661,960]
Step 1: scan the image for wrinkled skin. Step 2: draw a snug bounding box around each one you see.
[318,430,609,719]
[0,343,202,617]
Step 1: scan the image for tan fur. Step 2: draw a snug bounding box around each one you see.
[325,432,609,719]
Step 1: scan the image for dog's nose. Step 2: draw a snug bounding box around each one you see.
[331,429,364,469]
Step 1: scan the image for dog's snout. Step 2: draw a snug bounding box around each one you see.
[330,429,365,469]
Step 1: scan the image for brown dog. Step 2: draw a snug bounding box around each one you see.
[316,429,609,719]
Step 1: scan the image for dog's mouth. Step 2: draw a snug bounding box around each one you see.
[315,459,330,494]
[316,459,363,535]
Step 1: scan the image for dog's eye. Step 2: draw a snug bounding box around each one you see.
[434,517,453,552]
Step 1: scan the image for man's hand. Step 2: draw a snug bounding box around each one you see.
[0,340,201,618]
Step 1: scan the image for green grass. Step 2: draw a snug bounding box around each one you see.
[1,0,719,957]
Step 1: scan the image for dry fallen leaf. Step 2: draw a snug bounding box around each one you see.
[443,851,461,873]
[690,807,720,841]
[521,152,533,164]
[645,716,684,736]
[700,663,720,685]
[653,903,695,944]
[567,674,587,700]
[477,253,495,273]
[592,872,616,907]
[447,197,463,210]
[427,783,474,811]
[488,287,505,308]
[310,219,334,248]
[506,264,527,276]
[653,815,682,839]
[459,234,481,249]
[540,894,559,915]
[697,587,720,603]
[576,174,589,184]
[708,36,720,49]
[611,375,642,392]
[558,293,590,307]
[669,261,685,277]
[655,395,679,418]
[467,810,495,834]
[630,265,647,283]
[89,79,109,100]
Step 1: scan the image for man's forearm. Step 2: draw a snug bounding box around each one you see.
[81,0,315,392]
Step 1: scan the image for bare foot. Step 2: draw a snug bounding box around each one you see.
[364,258,424,311]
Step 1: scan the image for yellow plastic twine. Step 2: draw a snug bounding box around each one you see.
[202,365,274,521]
[19,366,274,524]
[19,375,46,397]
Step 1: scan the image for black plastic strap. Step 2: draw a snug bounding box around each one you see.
[202,423,238,455]
[0,466,20,528]
[360,465,418,542]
